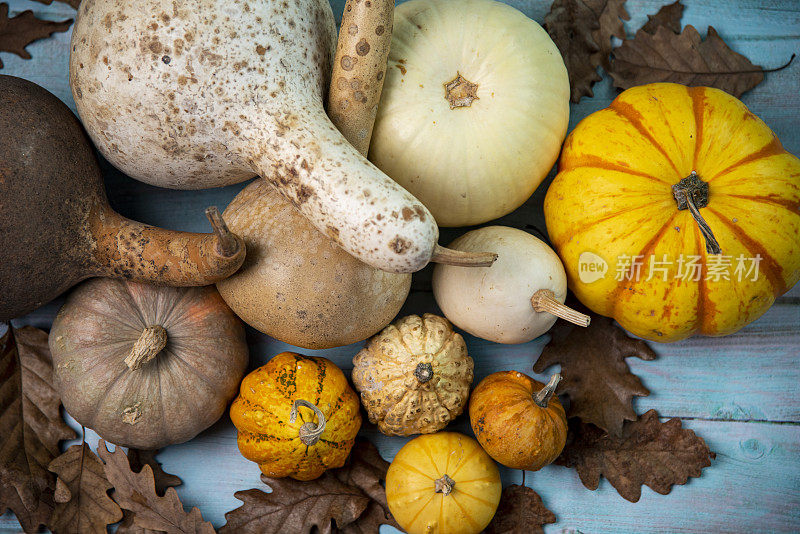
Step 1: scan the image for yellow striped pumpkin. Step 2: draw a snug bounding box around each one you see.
[230,352,361,480]
[545,83,800,342]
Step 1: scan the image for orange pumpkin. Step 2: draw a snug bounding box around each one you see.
[230,352,362,480]
[545,83,800,342]
[469,371,567,471]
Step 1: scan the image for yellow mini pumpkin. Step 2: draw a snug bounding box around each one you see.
[352,314,474,436]
[230,352,361,481]
[469,371,567,471]
[386,432,501,534]
[545,83,800,342]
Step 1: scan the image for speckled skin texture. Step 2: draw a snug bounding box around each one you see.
[469,371,567,471]
[0,75,244,322]
[70,0,439,273]
[216,179,411,349]
[352,314,473,436]
[230,352,362,481]
[50,278,248,450]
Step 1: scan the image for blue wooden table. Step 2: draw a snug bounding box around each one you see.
[2,0,799,532]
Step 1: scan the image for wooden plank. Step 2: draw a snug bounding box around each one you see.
[3,417,798,532]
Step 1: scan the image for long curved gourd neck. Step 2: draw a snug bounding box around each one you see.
[89,206,245,285]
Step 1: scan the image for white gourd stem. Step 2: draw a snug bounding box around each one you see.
[289,399,327,446]
[430,244,498,267]
[530,289,590,327]
[434,474,456,496]
[533,373,562,408]
[124,325,167,370]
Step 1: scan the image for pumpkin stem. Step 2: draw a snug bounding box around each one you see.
[531,290,590,327]
[289,399,327,447]
[430,244,498,267]
[414,362,434,383]
[434,474,456,496]
[205,206,240,258]
[124,325,168,370]
[672,172,722,255]
[533,373,562,408]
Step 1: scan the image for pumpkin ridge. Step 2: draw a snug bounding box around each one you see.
[609,100,682,179]
[708,137,784,181]
[718,193,800,214]
[408,492,437,530]
[448,442,486,478]
[705,207,786,295]
[611,212,679,320]
[391,459,435,481]
[449,486,497,507]
[449,491,480,530]
[562,157,669,184]
[689,86,705,171]
[694,227,712,336]
[163,347,226,397]
[553,202,668,251]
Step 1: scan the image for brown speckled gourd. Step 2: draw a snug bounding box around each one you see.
[0,75,245,322]
[352,314,473,436]
[217,180,411,349]
[50,278,248,449]
[69,0,495,274]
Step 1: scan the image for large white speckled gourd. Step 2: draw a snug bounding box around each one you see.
[69,0,455,273]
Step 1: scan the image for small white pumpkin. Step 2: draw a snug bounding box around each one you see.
[432,226,589,344]
[369,0,569,227]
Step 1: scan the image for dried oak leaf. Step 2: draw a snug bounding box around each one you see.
[0,3,73,68]
[610,24,764,98]
[0,326,76,533]
[485,484,556,534]
[557,410,715,502]
[97,440,214,534]
[640,0,684,35]
[544,0,629,102]
[47,442,123,534]
[116,449,184,534]
[332,440,400,533]
[221,472,369,534]
[31,0,82,10]
[534,308,655,436]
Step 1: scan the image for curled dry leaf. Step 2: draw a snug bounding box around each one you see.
[557,410,716,502]
[610,24,765,98]
[0,326,76,533]
[97,440,214,534]
[544,0,629,102]
[639,0,684,35]
[221,473,369,534]
[484,484,556,534]
[47,442,123,534]
[533,306,656,437]
[0,3,73,68]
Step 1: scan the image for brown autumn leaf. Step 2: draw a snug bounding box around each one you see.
[127,449,182,497]
[640,0,684,35]
[222,472,369,534]
[47,442,123,534]
[544,0,629,102]
[97,440,214,534]
[485,484,556,534]
[534,305,656,436]
[30,0,82,9]
[610,24,765,98]
[0,3,73,68]
[333,440,400,533]
[0,325,76,533]
[116,449,183,534]
[557,410,715,502]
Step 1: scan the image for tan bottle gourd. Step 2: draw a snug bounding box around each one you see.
[69,0,495,273]
[0,76,245,322]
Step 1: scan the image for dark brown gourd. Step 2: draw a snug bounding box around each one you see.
[0,76,245,321]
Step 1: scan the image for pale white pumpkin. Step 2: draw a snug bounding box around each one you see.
[369,0,569,227]
[432,226,589,344]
